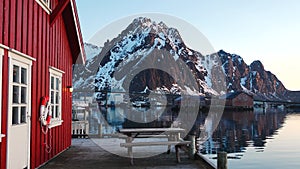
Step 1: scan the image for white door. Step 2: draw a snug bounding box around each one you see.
[7,55,32,169]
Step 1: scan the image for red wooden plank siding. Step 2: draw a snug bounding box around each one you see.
[1,50,9,169]
[45,11,51,162]
[16,0,22,51]
[59,17,63,153]
[27,0,33,56]
[22,0,28,53]
[37,2,43,167]
[3,0,9,45]
[29,0,37,167]
[49,22,54,160]
[9,0,16,48]
[31,61,38,168]
[0,0,4,44]
[30,1,39,167]
[55,18,60,155]
[41,8,47,162]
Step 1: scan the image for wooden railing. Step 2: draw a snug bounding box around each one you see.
[72,120,89,138]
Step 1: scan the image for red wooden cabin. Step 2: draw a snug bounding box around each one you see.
[221,91,254,109]
[0,0,85,168]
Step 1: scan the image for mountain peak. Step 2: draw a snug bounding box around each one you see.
[127,17,182,41]
[250,60,264,71]
[132,17,153,26]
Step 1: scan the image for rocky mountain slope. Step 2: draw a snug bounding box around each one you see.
[218,50,288,101]
[73,17,298,102]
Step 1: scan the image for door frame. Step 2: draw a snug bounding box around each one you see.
[6,51,35,169]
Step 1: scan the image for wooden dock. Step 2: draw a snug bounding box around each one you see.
[39,138,215,169]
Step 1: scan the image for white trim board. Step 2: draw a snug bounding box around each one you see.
[70,0,85,64]
[0,47,3,142]
[35,0,52,14]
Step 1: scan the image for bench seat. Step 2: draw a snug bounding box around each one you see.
[119,134,169,139]
[120,141,191,147]
[120,140,191,165]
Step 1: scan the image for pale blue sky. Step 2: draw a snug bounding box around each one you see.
[76,0,300,90]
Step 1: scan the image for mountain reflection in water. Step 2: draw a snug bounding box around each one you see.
[87,106,300,168]
[198,110,287,155]
[90,106,286,153]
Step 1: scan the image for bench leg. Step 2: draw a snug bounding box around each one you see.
[167,134,173,154]
[167,145,171,154]
[175,145,181,163]
[128,147,134,165]
[125,136,134,165]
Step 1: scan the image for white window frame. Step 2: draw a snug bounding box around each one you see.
[35,0,51,14]
[49,66,64,128]
[0,46,4,142]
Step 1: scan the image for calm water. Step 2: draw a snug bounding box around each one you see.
[86,106,300,169]
[201,110,300,169]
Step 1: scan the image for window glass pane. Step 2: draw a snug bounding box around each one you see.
[51,91,54,103]
[13,86,19,103]
[56,92,59,104]
[21,107,27,123]
[12,107,19,125]
[21,68,27,84]
[21,87,27,103]
[52,106,55,118]
[13,65,19,83]
[55,106,59,118]
[51,76,54,89]
[43,0,49,6]
[56,78,59,90]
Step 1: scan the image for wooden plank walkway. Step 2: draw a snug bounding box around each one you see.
[39,138,214,169]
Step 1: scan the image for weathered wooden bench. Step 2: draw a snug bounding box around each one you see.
[120,140,191,164]
[119,128,191,165]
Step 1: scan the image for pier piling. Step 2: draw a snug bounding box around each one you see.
[188,135,196,160]
[217,152,227,169]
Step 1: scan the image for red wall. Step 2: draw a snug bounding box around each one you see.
[0,0,74,168]
[232,93,254,107]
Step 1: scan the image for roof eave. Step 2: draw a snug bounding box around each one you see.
[70,0,85,64]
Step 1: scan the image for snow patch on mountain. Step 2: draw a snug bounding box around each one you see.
[84,43,102,61]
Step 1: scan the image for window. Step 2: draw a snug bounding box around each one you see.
[0,47,3,141]
[35,0,51,14]
[11,65,29,125]
[49,67,64,128]
[8,51,34,128]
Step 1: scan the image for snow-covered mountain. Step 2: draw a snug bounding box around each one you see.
[218,50,289,101]
[74,17,226,100]
[73,43,102,90]
[73,17,297,102]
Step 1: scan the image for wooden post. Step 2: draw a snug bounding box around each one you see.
[188,135,196,160]
[175,145,181,163]
[126,136,134,165]
[217,152,227,169]
[98,124,102,138]
[85,121,89,136]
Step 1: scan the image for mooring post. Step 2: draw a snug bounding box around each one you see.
[98,124,102,138]
[188,135,196,160]
[217,151,227,169]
